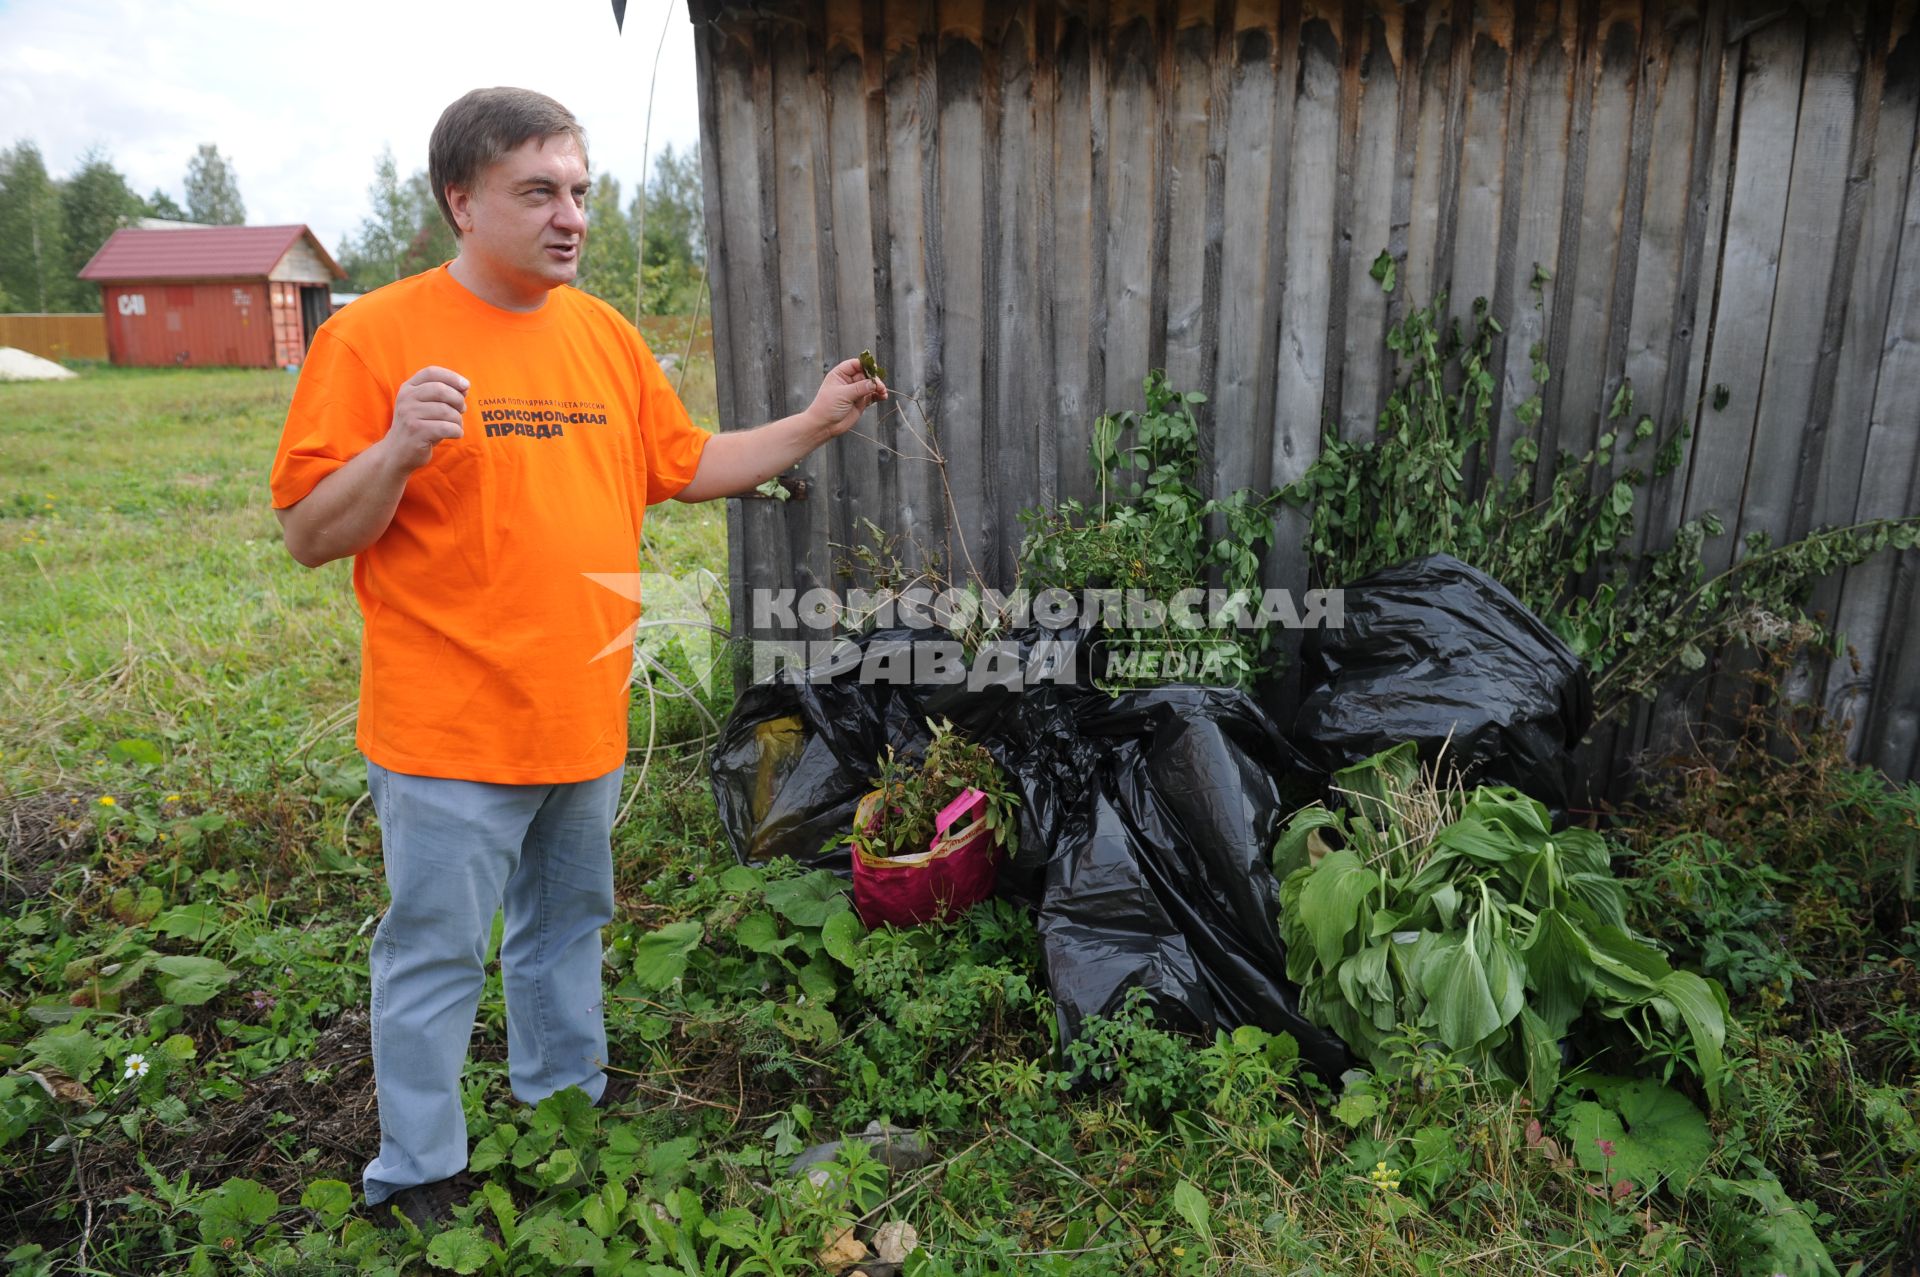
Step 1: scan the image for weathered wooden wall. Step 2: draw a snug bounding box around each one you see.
[690,0,1920,787]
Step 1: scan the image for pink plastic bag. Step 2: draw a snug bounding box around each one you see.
[851,786,1002,928]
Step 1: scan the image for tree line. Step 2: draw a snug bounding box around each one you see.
[0,142,243,312]
[0,138,704,321]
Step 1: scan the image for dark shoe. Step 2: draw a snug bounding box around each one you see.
[594,1070,638,1111]
[365,1171,476,1232]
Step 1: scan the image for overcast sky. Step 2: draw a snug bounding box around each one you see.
[0,0,704,254]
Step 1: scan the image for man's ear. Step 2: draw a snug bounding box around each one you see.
[446,182,474,236]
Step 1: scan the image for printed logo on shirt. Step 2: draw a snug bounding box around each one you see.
[477,395,609,441]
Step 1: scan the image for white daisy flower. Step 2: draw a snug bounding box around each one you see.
[123,1054,149,1080]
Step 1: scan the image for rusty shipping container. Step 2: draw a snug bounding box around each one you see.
[79,225,345,369]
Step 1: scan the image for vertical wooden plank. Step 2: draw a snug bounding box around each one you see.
[934,0,988,585]
[1729,19,1860,561]
[1491,2,1575,482]
[1448,3,1514,322]
[1817,24,1917,738]
[1575,4,1657,805]
[880,0,944,578]
[855,0,898,570]
[1540,4,1641,484]
[1729,14,1865,713]
[989,6,1040,586]
[692,7,742,633]
[1162,0,1220,402]
[772,19,838,601]
[1211,6,1280,518]
[1652,14,1806,762]
[1273,4,1339,590]
[1676,15,1807,578]
[1333,8,1403,441]
[1832,65,1920,765]
[1033,0,1059,517]
[1630,0,1737,773]
[826,32,885,592]
[1401,4,1455,309]
[1590,6,1703,800]
[1103,6,1159,415]
[1618,7,1703,562]
[1051,6,1100,507]
[707,21,790,641]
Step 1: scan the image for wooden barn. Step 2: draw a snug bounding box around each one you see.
[77,225,346,369]
[685,0,1920,788]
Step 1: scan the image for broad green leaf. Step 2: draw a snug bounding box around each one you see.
[197,1177,278,1246]
[1419,932,1503,1051]
[762,871,850,927]
[535,1146,584,1187]
[734,911,791,955]
[700,1206,759,1248]
[1561,869,1630,930]
[1332,742,1418,827]
[1584,925,1670,996]
[1171,1179,1212,1241]
[630,920,703,990]
[152,902,224,941]
[1516,1005,1561,1106]
[1563,1077,1712,1189]
[1336,939,1395,1032]
[1297,850,1377,970]
[521,1216,605,1267]
[1461,787,1552,839]
[717,863,764,898]
[1522,906,1596,1037]
[1435,818,1518,864]
[108,737,164,767]
[1698,1176,1839,1277]
[480,1179,518,1247]
[797,954,839,1003]
[1272,806,1342,882]
[25,1027,105,1081]
[299,1179,352,1230]
[530,1084,598,1151]
[1330,1088,1379,1128]
[1651,969,1730,1109]
[425,1227,494,1274]
[820,909,864,967]
[467,1122,516,1173]
[152,955,235,1006]
[1480,931,1527,1029]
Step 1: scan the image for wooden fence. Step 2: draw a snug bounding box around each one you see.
[0,313,108,364]
[689,0,1920,789]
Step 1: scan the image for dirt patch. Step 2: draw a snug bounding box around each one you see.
[0,791,99,905]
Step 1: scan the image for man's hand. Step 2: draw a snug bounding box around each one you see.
[674,356,890,503]
[387,366,470,470]
[274,365,468,567]
[803,358,888,438]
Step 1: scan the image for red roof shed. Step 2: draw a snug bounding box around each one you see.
[78,225,347,369]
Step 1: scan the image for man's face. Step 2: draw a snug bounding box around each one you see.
[450,133,589,293]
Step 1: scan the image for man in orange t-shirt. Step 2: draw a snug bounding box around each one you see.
[268,87,885,1229]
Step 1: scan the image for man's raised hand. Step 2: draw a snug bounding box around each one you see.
[387,366,470,470]
[805,357,889,438]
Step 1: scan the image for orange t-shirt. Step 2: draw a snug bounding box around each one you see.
[268,264,710,784]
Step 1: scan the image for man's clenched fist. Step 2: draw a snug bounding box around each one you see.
[388,366,470,471]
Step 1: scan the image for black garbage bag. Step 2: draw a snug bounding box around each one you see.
[709,625,1351,1080]
[1293,553,1592,817]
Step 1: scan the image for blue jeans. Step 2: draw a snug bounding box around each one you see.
[361,758,623,1206]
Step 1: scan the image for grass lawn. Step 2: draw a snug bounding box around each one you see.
[1,353,1917,1276]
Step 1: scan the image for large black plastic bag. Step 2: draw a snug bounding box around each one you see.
[1293,553,1593,816]
[709,626,1351,1079]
